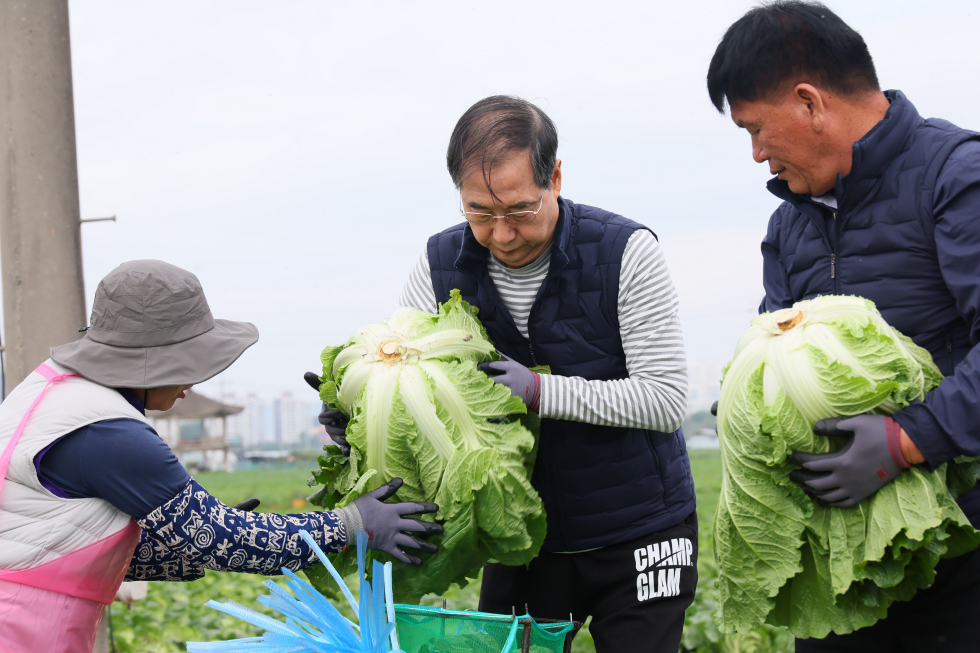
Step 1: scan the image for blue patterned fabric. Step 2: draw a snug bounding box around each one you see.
[126,528,206,582]
[128,479,347,581]
[427,198,695,552]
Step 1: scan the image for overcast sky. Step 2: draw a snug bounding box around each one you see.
[64,0,979,401]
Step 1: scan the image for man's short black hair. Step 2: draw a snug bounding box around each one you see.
[707,1,879,113]
[447,95,558,193]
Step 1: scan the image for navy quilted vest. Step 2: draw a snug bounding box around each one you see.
[427,197,696,552]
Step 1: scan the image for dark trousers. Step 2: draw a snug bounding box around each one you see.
[796,546,980,653]
[479,511,697,653]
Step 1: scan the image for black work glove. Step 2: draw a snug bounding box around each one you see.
[305,371,351,455]
[232,498,260,511]
[333,478,443,566]
[788,415,910,508]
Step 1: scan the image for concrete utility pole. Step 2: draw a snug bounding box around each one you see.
[0,0,87,390]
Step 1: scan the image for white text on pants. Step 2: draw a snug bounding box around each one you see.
[633,538,693,571]
[636,568,681,601]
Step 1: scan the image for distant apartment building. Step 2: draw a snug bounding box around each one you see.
[226,394,268,447]
[687,359,726,414]
[227,392,327,450]
[275,393,316,446]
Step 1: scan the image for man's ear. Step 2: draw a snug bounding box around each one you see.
[794,83,827,134]
[551,160,562,196]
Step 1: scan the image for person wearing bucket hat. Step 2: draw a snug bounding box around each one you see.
[0,260,442,653]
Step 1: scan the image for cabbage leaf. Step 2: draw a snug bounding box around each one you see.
[715,295,980,638]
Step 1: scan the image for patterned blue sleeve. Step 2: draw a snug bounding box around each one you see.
[126,528,206,582]
[135,479,347,577]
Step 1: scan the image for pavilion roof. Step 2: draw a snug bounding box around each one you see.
[146,389,243,420]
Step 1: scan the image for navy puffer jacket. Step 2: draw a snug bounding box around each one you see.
[760,90,980,523]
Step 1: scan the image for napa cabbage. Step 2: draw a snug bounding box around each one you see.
[307,290,546,603]
[715,295,980,639]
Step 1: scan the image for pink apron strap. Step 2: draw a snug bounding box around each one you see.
[34,363,68,382]
[0,364,80,489]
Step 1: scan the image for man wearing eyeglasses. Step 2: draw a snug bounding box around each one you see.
[317,95,695,650]
[392,95,696,652]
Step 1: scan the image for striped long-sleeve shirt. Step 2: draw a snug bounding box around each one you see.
[399,229,688,432]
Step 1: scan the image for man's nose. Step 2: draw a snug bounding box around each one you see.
[490,220,517,243]
[752,136,768,164]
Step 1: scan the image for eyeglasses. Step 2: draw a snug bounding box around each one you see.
[459,193,544,225]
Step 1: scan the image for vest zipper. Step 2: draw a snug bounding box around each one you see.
[528,342,540,367]
[947,339,954,374]
[831,211,839,292]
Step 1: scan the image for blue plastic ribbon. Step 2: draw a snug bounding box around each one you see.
[186,530,404,653]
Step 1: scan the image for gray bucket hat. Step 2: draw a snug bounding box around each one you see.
[50,260,259,388]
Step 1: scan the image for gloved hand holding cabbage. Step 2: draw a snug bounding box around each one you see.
[714,295,980,639]
[306,290,546,603]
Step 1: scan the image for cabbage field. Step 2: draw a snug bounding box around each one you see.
[105,454,793,653]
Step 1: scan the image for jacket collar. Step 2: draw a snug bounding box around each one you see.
[453,195,572,277]
[767,90,922,219]
[117,388,146,416]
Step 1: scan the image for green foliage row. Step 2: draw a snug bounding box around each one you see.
[108,454,791,653]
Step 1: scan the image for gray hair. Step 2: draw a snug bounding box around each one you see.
[446,96,558,196]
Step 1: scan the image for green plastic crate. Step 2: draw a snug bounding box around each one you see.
[394,604,578,653]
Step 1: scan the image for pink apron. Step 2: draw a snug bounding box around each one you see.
[0,364,141,653]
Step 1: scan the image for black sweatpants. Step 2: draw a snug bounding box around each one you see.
[796,546,980,653]
[479,511,697,653]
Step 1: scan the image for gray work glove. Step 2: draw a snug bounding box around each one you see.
[305,371,351,455]
[232,498,260,511]
[788,415,910,508]
[477,353,540,411]
[333,478,442,566]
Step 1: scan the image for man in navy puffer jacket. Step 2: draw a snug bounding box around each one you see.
[709,2,980,650]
